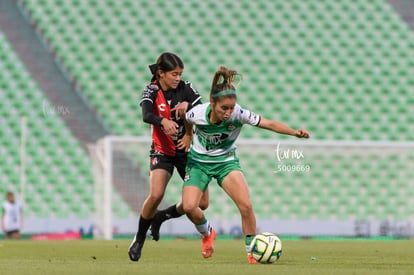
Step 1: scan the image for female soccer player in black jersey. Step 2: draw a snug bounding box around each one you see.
[128,52,209,262]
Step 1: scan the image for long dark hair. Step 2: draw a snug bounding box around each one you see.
[149,52,184,81]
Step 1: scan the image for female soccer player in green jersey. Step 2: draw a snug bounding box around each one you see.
[181,66,309,264]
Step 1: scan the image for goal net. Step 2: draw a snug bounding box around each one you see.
[90,137,414,240]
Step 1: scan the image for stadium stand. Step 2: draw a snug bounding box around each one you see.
[2,0,412,223]
[0,28,134,219]
[0,29,96,218]
[20,0,414,141]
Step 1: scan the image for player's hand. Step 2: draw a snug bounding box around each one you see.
[161,118,179,137]
[295,128,309,138]
[177,134,193,152]
[171,102,189,120]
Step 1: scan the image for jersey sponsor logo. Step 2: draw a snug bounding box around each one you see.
[142,90,151,99]
[248,111,255,120]
[142,84,159,99]
[158,103,166,112]
[149,84,159,90]
[247,110,260,124]
[197,130,229,150]
[207,133,228,145]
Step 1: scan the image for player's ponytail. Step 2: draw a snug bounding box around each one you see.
[149,52,184,82]
[210,66,240,102]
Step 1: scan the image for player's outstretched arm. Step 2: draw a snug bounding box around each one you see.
[257,117,310,138]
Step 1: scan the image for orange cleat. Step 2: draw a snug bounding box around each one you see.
[247,253,258,264]
[201,229,216,258]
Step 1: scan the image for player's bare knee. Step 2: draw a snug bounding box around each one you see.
[182,204,193,214]
[182,201,198,214]
[148,193,164,206]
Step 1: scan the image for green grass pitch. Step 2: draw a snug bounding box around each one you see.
[0,238,413,275]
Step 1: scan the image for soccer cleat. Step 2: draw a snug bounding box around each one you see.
[201,229,216,258]
[128,235,144,262]
[150,211,170,241]
[247,253,258,264]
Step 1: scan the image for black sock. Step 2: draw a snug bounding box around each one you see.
[158,204,182,222]
[136,215,152,240]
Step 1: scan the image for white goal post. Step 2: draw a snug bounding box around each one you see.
[90,136,414,240]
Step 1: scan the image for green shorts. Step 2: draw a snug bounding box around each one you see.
[183,157,242,192]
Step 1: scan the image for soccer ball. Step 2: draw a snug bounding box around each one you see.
[249,232,282,263]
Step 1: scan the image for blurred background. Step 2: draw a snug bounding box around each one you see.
[0,0,413,239]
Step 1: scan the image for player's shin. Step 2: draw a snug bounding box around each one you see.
[136,215,152,240]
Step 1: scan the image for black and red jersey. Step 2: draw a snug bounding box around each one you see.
[140,80,201,156]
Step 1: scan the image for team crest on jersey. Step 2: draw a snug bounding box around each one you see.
[227,124,236,131]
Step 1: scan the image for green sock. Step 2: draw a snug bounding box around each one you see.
[245,235,255,253]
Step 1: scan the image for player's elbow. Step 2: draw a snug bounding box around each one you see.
[142,113,152,124]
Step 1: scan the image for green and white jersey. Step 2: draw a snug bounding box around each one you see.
[186,103,261,163]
